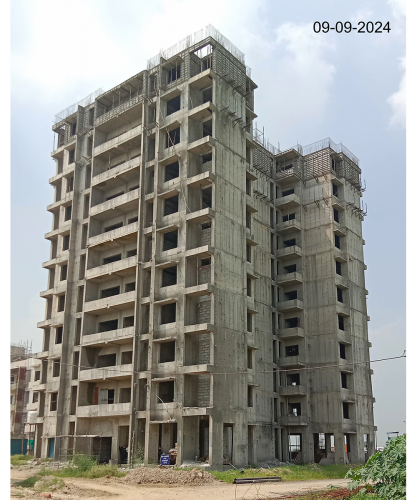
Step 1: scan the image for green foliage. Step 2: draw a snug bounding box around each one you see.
[37,462,126,479]
[11,454,34,466]
[346,434,406,500]
[132,443,145,465]
[71,453,97,472]
[14,475,40,488]
[209,464,354,484]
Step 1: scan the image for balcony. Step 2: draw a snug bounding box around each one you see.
[276,299,304,312]
[185,245,214,259]
[92,156,141,188]
[47,191,74,213]
[275,193,301,209]
[84,291,136,314]
[335,275,349,289]
[334,249,348,263]
[187,171,215,189]
[88,221,139,249]
[341,390,356,403]
[338,359,354,373]
[276,218,302,234]
[82,327,135,347]
[188,136,215,155]
[188,101,215,122]
[45,220,72,241]
[276,272,303,287]
[90,189,139,221]
[86,256,137,282]
[246,162,258,181]
[182,364,215,375]
[42,251,69,270]
[94,125,142,158]
[279,355,305,368]
[95,94,144,128]
[333,224,347,237]
[77,402,131,418]
[278,327,305,340]
[336,303,350,317]
[184,283,214,297]
[279,385,307,396]
[185,207,215,224]
[79,364,133,382]
[276,246,302,260]
[183,323,215,335]
[280,415,308,426]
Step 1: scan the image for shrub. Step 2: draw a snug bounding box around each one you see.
[346,434,406,500]
[14,475,40,488]
[132,443,145,465]
[71,453,97,472]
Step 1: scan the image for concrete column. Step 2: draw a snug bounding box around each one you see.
[209,416,223,468]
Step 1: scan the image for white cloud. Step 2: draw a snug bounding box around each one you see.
[387,0,406,19]
[388,57,406,128]
[268,23,336,136]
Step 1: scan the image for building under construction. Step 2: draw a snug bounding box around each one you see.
[35,25,375,467]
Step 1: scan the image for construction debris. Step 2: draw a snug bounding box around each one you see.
[123,467,219,485]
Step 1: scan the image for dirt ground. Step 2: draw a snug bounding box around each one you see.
[10,466,350,500]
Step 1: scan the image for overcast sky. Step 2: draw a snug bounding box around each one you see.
[10,0,406,445]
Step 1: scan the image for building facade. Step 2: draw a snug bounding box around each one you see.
[36,26,375,467]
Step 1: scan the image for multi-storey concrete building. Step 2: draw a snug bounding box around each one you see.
[36,25,375,468]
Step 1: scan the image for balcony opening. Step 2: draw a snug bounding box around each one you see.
[76,285,84,313]
[202,152,212,164]
[125,282,136,292]
[246,178,252,196]
[106,191,124,201]
[287,373,300,386]
[338,315,345,331]
[53,360,60,377]
[284,290,298,301]
[81,225,88,249]
[75,318,81,345]
[334,208,339,223]
[79,254,86,280]
[123,316,134,328]
[164,195,179,216]
[103,253,122,265]
[335,234,341,249]
[120,387,131,403]
[246,244,251,263]
[247,311,253,332]
[160,341,176,363]
[284,264,297,274]
[159,381,174,403]
[59,264,67,282]
[336,260,342,276]
[202,119,212,138]
[337,287,343,303]
[285,344,299,357]
[343,402,349,419]
[55,326,63,345]
[246,210,251,230]
[50,392,58,412]
[127,248,137,258]
[166,95,181,116]
[283,238,296,248]
[33,392,39,403]
[67,176,74,193]
[289,402,301,416]
[57,294,65,312]
[68,149,75,164]
[161,303,176,324]
[165,161,179,182]
[99,319,118,332]
[101,286,120,298]
[247,385,254,407]
[341,372,348,389]
[202,87,212,104]
[282,213,295,222]
[162,266,177,287]
[163,230,178,251]
[145,203,153,227]
[121,351,133,364]
[202,187,212,209]
[104,221,123,232]
[64,205,72,221]
[332,183,338,197]
[34,371,40,381]
[339,343,346,359]
[282,188,295,197]
[247,277,252,297]
[166,127,180,148]
[247,348,253,369]
[97,353,116,368]
[168,64,181,83]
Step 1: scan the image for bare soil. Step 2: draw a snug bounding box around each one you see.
[10,465,350,500]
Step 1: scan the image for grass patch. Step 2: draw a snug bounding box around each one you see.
[14,475,40,488]
[11,454,34,466]
[37,463,127,479]
[209,464,356,484]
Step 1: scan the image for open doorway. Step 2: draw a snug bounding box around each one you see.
[118,426,129,464]
[223,424,233,465]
